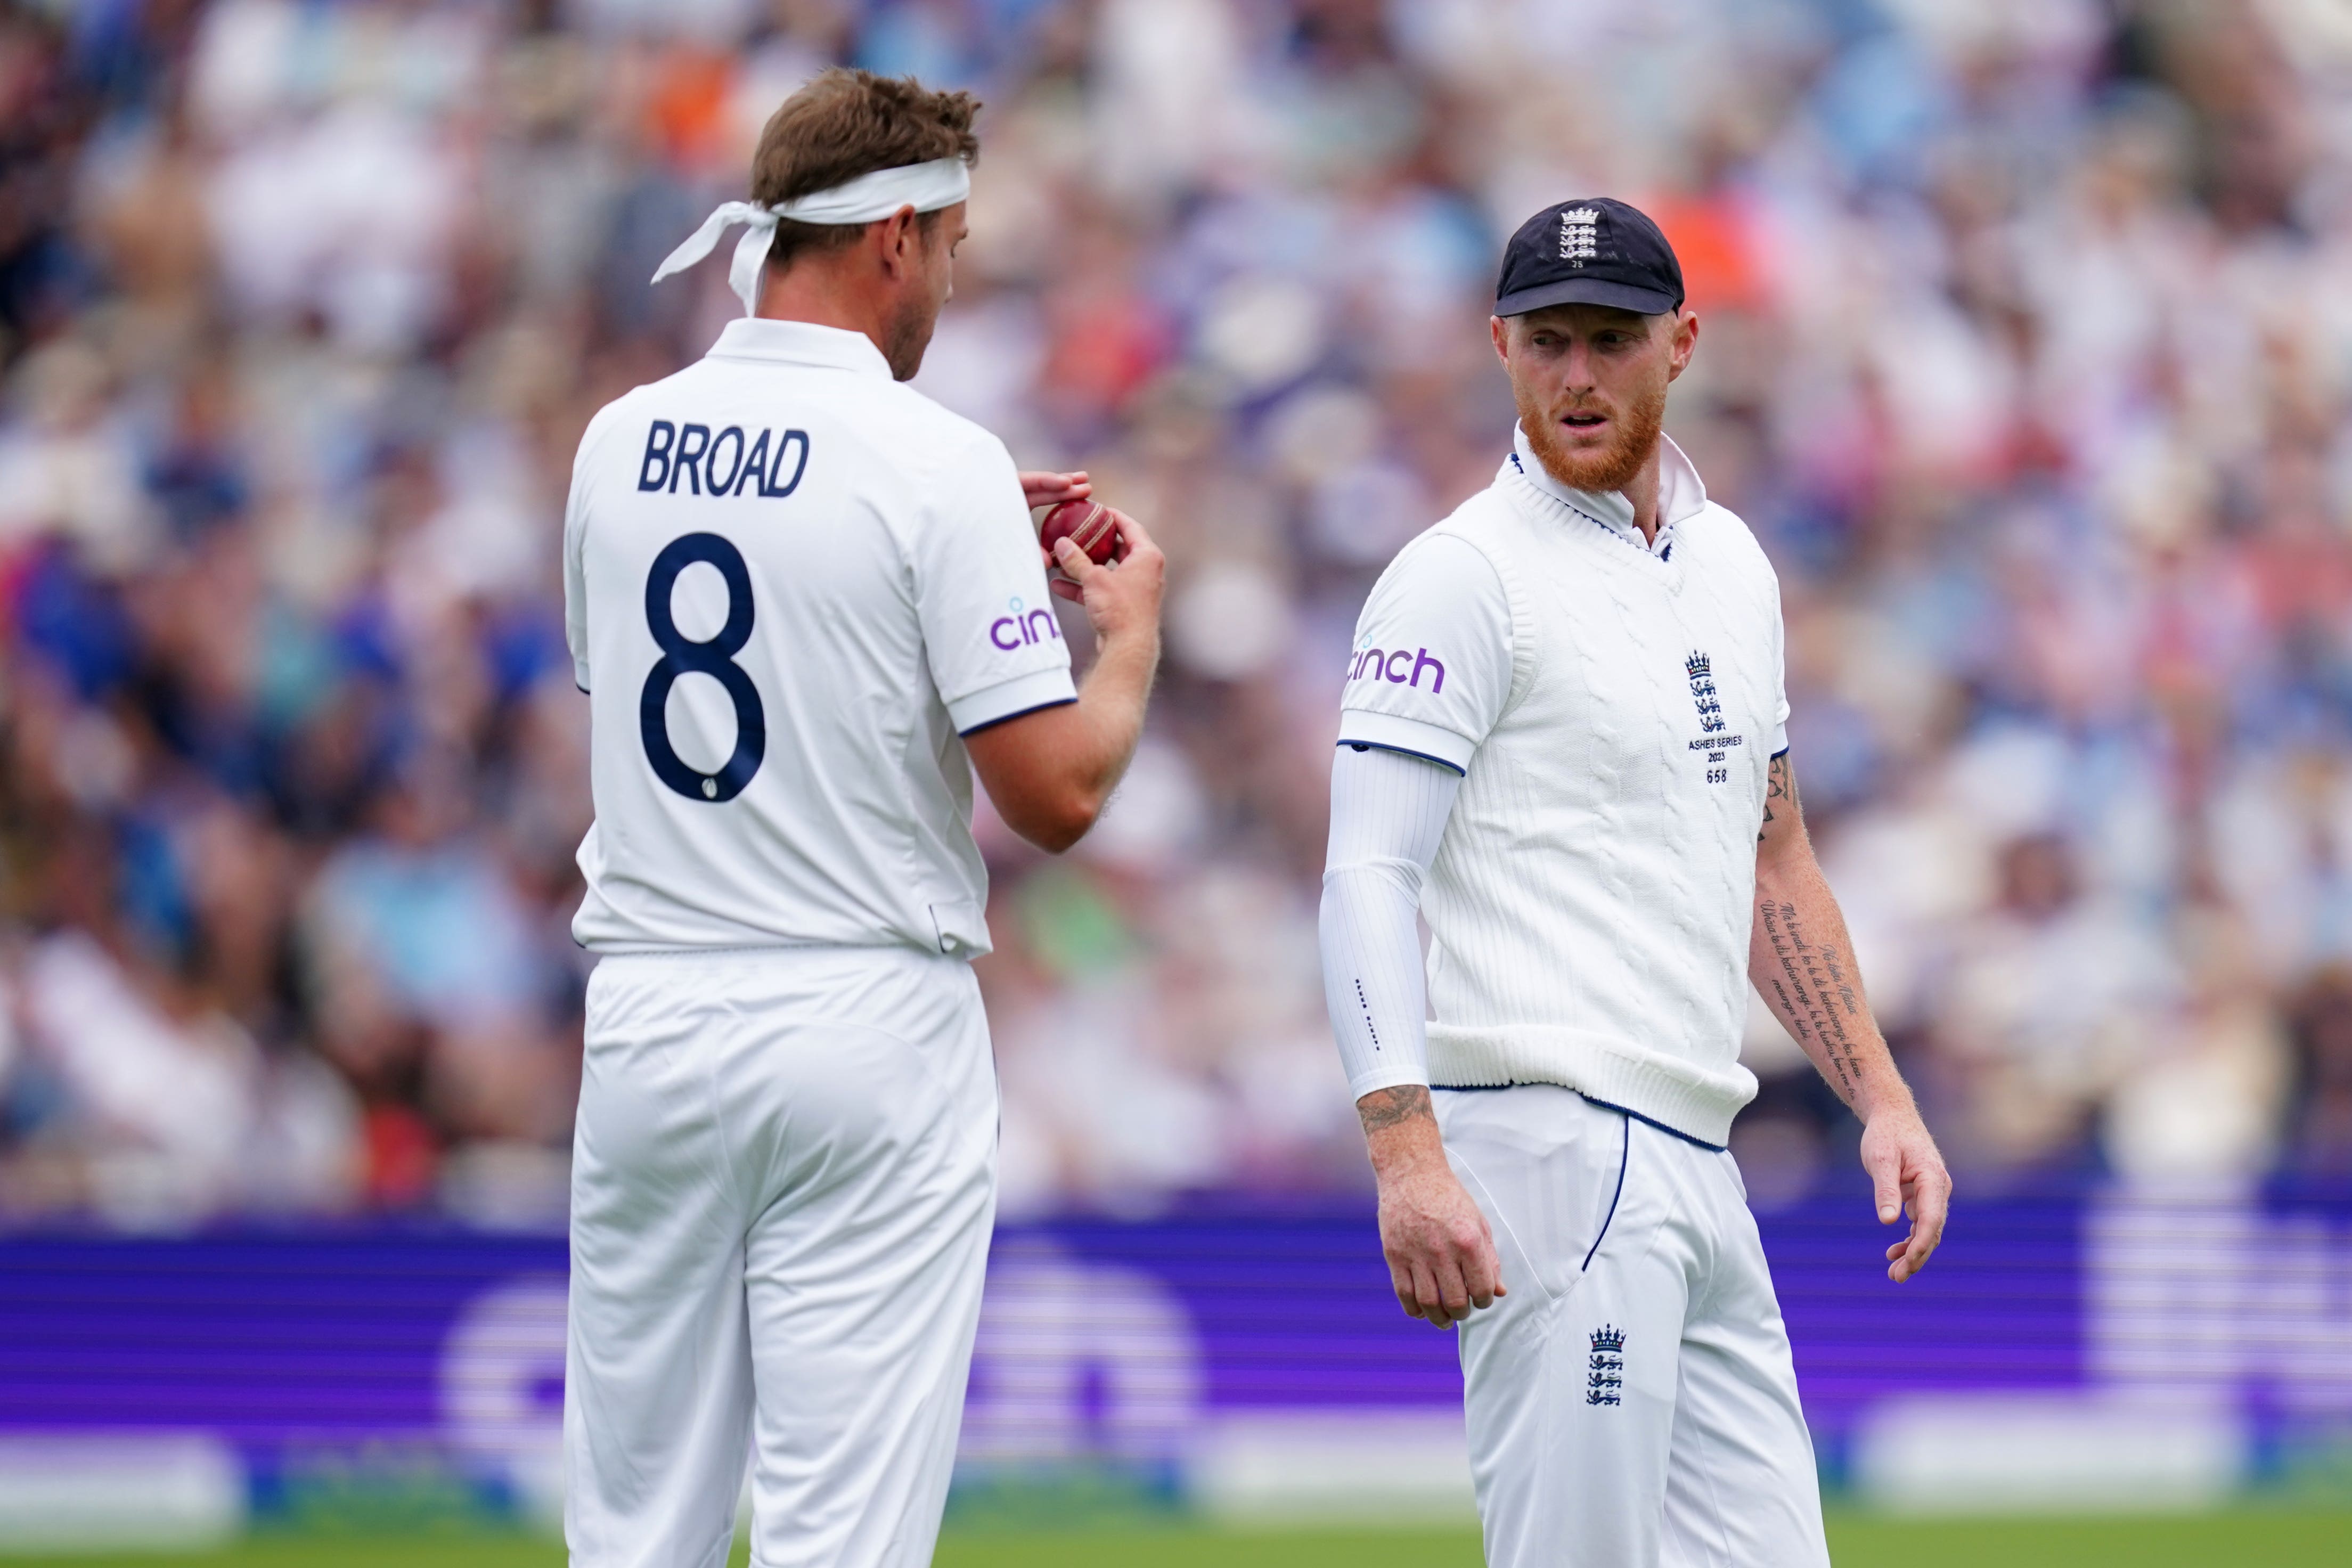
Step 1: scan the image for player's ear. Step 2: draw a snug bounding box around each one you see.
[876,205,917,279]
[1665,307,1698,380]
[1490,315,1510,366]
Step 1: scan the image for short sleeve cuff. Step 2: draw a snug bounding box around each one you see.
[573,657,592,695]
[1769,721,1788,756]
[1336,710,1474,774]
[951,666,1078,734]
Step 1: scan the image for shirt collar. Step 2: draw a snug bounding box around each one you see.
[707,317,893,378]
[1509,422,1709,553]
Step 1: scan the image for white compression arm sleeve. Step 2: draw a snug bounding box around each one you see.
[1319,742,1463,1100]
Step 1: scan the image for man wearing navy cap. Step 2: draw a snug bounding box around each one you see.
[1318,198,1952,1564]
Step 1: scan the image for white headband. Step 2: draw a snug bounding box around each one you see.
[649,157,973,315]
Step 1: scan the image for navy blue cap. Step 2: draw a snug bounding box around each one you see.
[1495,198,1684,317]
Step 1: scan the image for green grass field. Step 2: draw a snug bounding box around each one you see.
[3,1512,2348,1567]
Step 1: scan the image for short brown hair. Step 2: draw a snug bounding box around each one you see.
[750,68,981,275]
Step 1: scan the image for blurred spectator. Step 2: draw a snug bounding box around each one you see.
[2286,967,2352,1175]
[1931,831,2177,1173]
[5,0,2352,1226]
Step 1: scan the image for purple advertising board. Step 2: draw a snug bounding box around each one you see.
[0,1189,2346,1522]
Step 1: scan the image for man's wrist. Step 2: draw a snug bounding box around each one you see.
[1853,1073,1918,1126]
[1097,620,1159,663]
[1078,620,1156,690]
[1357,1083,1444,1177]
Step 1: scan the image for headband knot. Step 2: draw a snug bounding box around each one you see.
[650,157,972,314]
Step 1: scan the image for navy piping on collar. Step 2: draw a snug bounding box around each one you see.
[1507,451,1676,564]
[1430,1083,1730,1153]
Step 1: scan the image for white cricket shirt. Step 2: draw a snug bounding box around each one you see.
[563,318,1075,957]
[1330,426,1789,1145]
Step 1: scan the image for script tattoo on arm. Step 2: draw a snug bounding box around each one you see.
[1757,895,1868,1101]
[1357,1084,1435,1135]
[1751,752,1874,1106]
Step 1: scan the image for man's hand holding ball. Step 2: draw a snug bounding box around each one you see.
[1017,469,1161,642]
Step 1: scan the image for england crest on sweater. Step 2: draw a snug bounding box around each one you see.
[1684,650,1743,784]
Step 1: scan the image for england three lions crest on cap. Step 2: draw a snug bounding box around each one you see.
[1558,207,1600,265]
[1499,197,1685,317]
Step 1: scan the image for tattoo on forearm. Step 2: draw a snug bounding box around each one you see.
[1759,750,1795,843]
[1753,754,1871,1098]
[1358,1084,1434,1134]
[1758,894,1868,1101]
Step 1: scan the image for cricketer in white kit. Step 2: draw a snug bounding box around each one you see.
[1319,198,1953,1566]
[559,70,1163,1568]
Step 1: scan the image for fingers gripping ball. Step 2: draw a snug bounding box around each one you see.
[1037,499,1121,567]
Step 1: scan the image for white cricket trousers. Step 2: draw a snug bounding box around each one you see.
[1440,1085,1830,1568]
[565,945,997,1568]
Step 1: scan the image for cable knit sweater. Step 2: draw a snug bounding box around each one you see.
[1331,428,1788,1145]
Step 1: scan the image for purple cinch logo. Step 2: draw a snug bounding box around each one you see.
[991,597,1063,651]
[1347,644,1444,693]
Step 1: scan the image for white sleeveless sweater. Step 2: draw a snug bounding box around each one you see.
[1407,455,1785,1145]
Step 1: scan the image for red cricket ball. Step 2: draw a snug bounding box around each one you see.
[1037,498,1121,567]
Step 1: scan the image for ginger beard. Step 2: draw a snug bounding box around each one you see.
[1514,368,1668,496]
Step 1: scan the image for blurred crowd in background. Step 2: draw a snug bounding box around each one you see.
[3,0,2352,1227]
